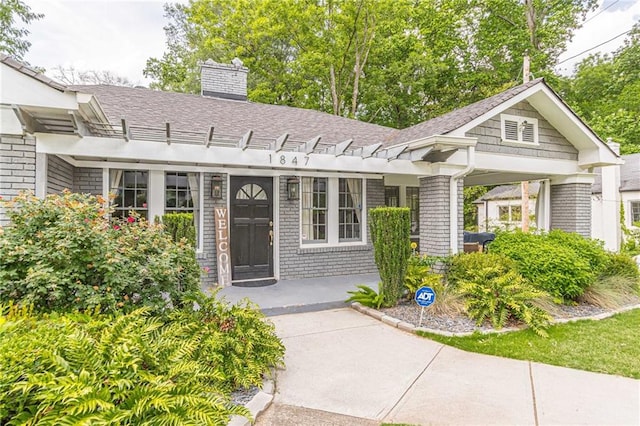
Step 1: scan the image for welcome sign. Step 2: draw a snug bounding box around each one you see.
[214,207,232,287]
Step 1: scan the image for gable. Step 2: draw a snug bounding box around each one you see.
[465,100,578,161]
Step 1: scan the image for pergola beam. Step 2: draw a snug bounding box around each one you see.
[205,125,215,147]
[299,135,321,154]
[380,144,407,161]
[238,130,254,150]
[333,139,353,157]
[121,118,130,142]
[359,142,383,158]
[273,133,289,152]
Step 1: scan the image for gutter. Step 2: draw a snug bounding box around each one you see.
[450,146,475,253]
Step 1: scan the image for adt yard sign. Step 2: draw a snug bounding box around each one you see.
[415,286,436,307]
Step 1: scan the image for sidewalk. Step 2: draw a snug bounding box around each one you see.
[259,308,640,425]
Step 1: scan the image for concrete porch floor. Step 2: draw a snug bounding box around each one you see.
[211,273,380,316]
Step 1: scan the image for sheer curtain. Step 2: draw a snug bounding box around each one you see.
[109,169,123,193]
[187,173,200,248]
[346,178,362,224]
[301,177,313,240]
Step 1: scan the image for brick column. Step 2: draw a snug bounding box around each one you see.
[0,134,36,226]
[419,176,463,257]
[550,183,592,238]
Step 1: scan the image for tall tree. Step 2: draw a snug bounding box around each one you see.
[145,0,595,128]
[0,0,43,60]
[560,24,640,155]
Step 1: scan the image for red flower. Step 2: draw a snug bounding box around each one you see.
[113,225,120,231]
[127,216,136,223]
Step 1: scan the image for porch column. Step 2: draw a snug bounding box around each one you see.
[419,175,463,257]
[550,175,593,238]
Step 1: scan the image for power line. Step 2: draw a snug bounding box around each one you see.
[557,28,632,65]
[583,0,620,25]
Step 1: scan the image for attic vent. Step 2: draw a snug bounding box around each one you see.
[500,114,538,145]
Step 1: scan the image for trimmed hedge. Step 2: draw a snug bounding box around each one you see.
[162,212,196,246]
[369,207,411,307]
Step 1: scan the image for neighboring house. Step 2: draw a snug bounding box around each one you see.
[473,153,638,251]
[0,55,621,287]
[474,182,540,231]
[592,153,640,246]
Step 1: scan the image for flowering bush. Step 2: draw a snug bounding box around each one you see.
[0,191,200,313]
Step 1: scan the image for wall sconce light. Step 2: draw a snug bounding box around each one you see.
[287,176,300,201]
[211,175,223,199]
[519,120,528,132]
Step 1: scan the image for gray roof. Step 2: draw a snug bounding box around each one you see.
[592,153,640,193]
[391,78,544,143]
[72,85,398,148]
[474,182,541,203]
[0,53,68,92]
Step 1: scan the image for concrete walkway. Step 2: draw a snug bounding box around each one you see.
[217,273,379,316]
[258,308,640,426]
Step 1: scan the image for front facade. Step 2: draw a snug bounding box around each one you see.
[0,55,621,287]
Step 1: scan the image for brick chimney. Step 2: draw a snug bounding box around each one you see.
[200,58,248,101]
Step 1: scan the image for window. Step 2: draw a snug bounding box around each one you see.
[339,178,362,241]
[385,186,399,207]
[301,177,364,245]
[631,201,640,224]
[501,114,538,145]
[301,177,327,243]
[406,187,420,235]
[498,204,521,222]
[165,172,200,248]
[110,170,148,219]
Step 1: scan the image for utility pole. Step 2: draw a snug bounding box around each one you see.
[521,53,530,232]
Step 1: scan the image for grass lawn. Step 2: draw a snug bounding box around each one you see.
[418,309,640,379]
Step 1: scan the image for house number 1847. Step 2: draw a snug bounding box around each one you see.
[269,154,310,166]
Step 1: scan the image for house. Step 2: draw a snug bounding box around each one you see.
[0,55,621,287]
[474,181,540,231]
[473,151,638,251]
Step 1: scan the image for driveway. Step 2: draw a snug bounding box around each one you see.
[257,308,640,425]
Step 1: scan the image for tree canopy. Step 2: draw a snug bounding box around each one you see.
[145,0,596,129]
[0,0,43,60]
[560,24,640,155]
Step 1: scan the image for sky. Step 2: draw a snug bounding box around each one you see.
[20,0,640,86]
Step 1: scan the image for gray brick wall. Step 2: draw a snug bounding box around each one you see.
[201,61,248,100]
[419,176,463,257]
[0,134,36,226]
[278,177,382,279]
[550,183,592,238]
[73,168,103,195]
[198,173,227,289]
[47,155,74,194]
[466,100,578,161]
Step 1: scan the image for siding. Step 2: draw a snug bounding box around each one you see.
[73,168,103,195]
[0,134,36,226]
[466,100,578,161]
[419,176,463,257]
[550,183,592,238]
[278,177,383,279]
[47,155,74,194]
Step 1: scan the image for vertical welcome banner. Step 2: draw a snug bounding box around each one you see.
[214,207,232,287]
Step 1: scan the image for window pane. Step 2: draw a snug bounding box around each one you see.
[511,206,522,221]
[111,170,148,218]
[339,178,362,241]
[498,206,509,221]
[164,172,200,249]
[631,202,640,223]
[406,187,419,234]
[302,177,327,243]
[385,186,399,207]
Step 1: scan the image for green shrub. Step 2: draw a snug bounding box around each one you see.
[621,223,640,256]
[447,252,518,289]
[162,212,196,246]
[601,252,640,281]
[346,284,385,309]
[0,294,284,425]
[0,191,200,313]
[547,229,609,274]
[457,266,552,336]
[369,207,411,307]
[489,231,596,302]
[405,254,463,316]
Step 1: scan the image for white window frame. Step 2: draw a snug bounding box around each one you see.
[497,203,522,223]
[629,200,640,226]
[300,177,367,248]
[163,171,203,253]
[500,113,539,146]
